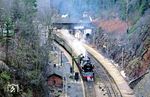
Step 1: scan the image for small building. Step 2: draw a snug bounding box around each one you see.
[47,73,63,88]
[52,15,94,30]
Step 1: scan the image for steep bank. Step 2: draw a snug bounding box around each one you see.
[93,1,150,97]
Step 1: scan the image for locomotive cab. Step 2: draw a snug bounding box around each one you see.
[82,62,94,72]
[78,54,94,81]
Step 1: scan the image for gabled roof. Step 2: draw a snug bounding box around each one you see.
[46,63,64,78]
[48,73,62,79]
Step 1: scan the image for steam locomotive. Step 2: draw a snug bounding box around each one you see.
[78,54,94,81]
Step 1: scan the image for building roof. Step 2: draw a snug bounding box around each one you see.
[52,17,91,24]
[46,63,64,78]
[48,73,62,79]
[52,16,93,29]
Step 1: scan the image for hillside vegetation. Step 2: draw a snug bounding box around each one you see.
[0,0,52,97]
[93,0,149,96]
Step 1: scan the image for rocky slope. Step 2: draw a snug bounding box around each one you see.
[93,1,150,97]
[95,11,150,81]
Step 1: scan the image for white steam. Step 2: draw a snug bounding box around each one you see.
[60,29,87,57]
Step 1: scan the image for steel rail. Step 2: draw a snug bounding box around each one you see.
[84,82,96,97]
[52,33,135,97]
[53,33,121,97]
[89,53,121,97]
[54,35,96,97]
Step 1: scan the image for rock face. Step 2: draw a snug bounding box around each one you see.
[93,6,150,97]
[97,12,150,78]
[0,51,5,61]
[0,43,6,61]
[133,72,150,97]
[0,60,9,71]
[124,14,150,81]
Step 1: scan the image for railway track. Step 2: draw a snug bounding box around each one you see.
[54,33,122,97]
[54,39,96,97]
[84,81,96,97]
[89,53,122,97]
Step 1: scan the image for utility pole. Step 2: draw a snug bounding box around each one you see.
[5,22,9,65]
[121,47,124,69]
[92,29,95,47]
[118,43,124,70]
[72,56,74,74]
[126,0,129,33]
[70,47,74,74]
[60,51,63,66]
[104,33,109,56]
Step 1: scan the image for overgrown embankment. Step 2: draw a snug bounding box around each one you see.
[93,0,149,96]
[0,0,52,97]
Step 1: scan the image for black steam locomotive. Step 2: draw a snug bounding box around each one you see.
[78,54,94,81]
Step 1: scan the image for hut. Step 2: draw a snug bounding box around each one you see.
[47,73,63,88]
